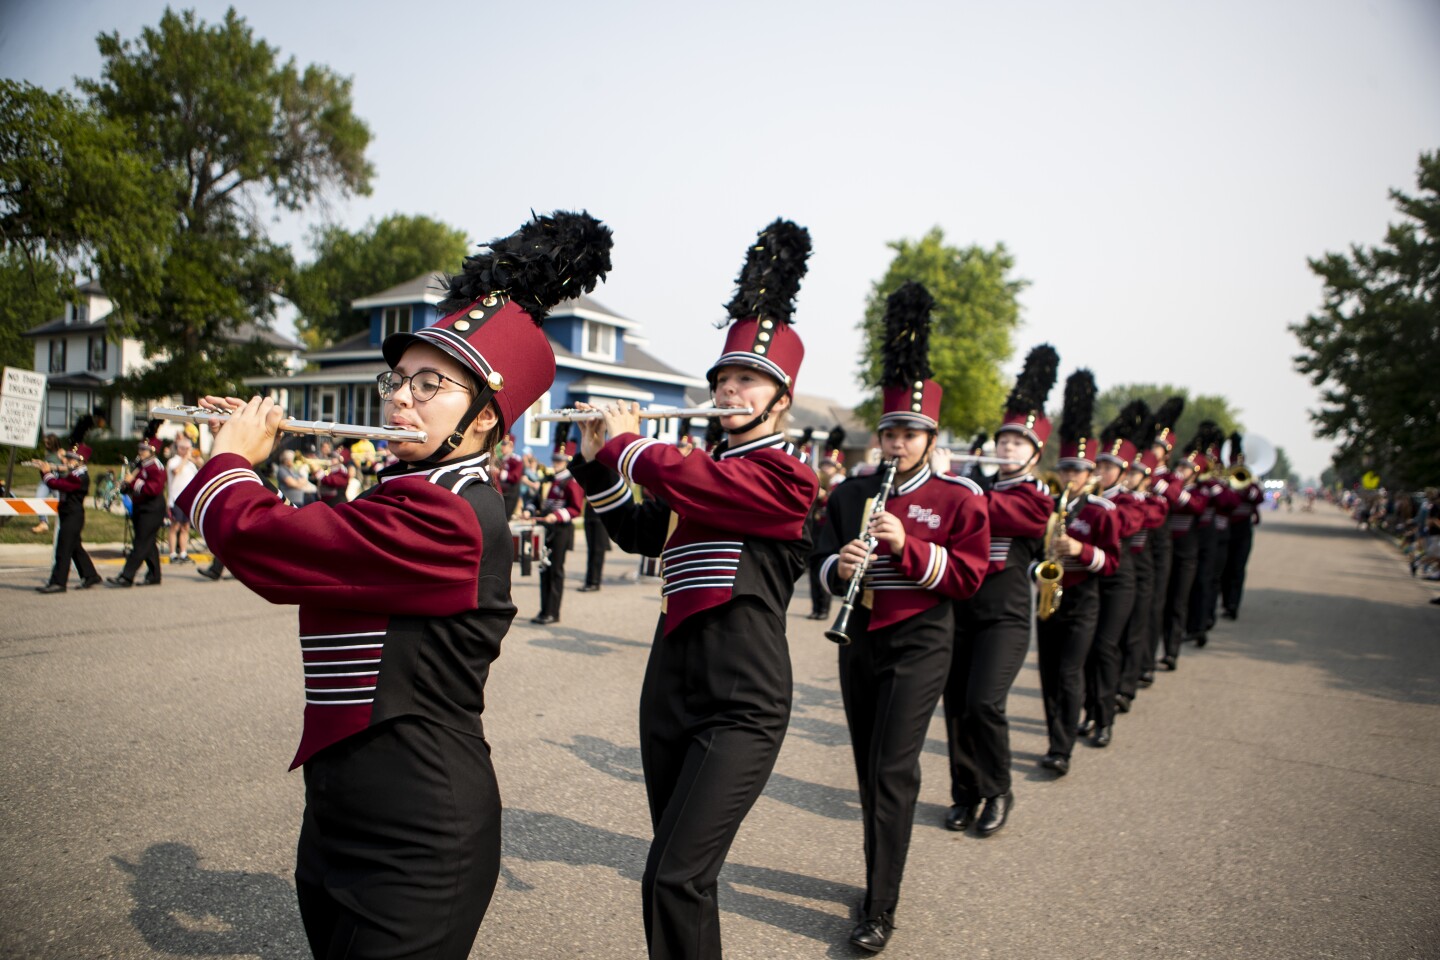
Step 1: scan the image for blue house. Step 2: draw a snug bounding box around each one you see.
[247,273,709,455]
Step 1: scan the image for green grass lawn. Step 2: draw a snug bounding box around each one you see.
[2,463,148,545]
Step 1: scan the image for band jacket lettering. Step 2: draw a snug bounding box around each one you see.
[982,473,1053,576]
[1057,493,1122,587]
[41,465,89,521]
[129,458,166,503]
[176,451,515,769]
[540,470,584,523]
[815,465,990,631]
[571,431,818,636]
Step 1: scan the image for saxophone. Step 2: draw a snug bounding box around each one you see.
[1034,489,1067,621]
[825,459,899,645]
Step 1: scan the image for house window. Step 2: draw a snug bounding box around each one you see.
[355,384,380,426]
[48,340,67,373]
[68,391,91,427]
[87,336,107,372]
[584,321,614,360]
[523,391,551,447]
[317,387,340,422]
[383,306,412,339]
[72,303,88,324]
[46,390,67,429]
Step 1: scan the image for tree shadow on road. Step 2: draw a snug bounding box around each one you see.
[500,808,861,945]
[525,623,650,657]
[1216,588,1440,704]
[111,842,306,959]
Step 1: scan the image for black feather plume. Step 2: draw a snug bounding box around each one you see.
[826,425,846,453]
[723,219,812,325]
[1059,369,1096,446]
[553,421,571,453]
[145,418,162,440]
[1154,396,1184,431]
[1101,400,1148,450]
[438,210,613,322]
[1229,431,1244,462]
[704,418,725,449]
[879,281,935,387]
[970,431,988,454]
[799,426,814,448]
[1005,344,1059,416]
[68,414,95,448]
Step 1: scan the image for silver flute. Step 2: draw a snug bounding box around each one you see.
[531,405,754,423]
[944,454,1028,468]
[150,405,429,443]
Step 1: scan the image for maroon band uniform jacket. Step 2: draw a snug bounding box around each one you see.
[1057,492,1122,587]
[816,465,990,630]
[176,450,515,769]
[1100,484,1146,546]
[128,458,166,503]
[572,431,817,636]
[1231,481,1264,526]
[1126,489,1169,554]
[983,473,1053,575]
[1153,469,1208,539]
[539,470,584,523]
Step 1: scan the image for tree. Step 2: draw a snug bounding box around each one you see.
[0,251,67,372]
[291,214,469,349]
[76,7,373,403]
[857,228,1024,435]
[0,80,172,329]
[1092,383,1243,452]
[1291,150,1440,490]
[1266,445,1299,487]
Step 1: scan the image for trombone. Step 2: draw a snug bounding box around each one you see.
[531,405,753,423]
[150,405,429,443]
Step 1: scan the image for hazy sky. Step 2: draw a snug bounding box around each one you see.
[4,0,1438,480]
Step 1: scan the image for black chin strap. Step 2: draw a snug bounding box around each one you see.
[724,391,785,436]
[413,386,496,468]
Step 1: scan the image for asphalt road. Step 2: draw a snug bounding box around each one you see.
[1,505,1437,959]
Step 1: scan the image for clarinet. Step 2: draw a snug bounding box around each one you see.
[825,459,899,645]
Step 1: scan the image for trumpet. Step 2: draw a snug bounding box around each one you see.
[150,406,428,444]
[531,405,754,423]
[825,458,899,646]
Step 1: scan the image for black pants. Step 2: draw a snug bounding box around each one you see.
[296,718,500,960]
[1037,577,1100,759]
[583,513,609,588]
[1187,523,1218,635]
[1085,554,1136,728]
[1205,526,1230,628]
[841,601,952,918]
[1118,536,1156,699]
[1163,529,1198,660]
[537,522,573,618]
[502,485,520,521]
[944,567,1031,804]
[120,498,164,582]
[49,506,98,586]
[1147,531,1173,672]
[805,516,831,617]
[640,598,791,960]
[1221,520,1254,615]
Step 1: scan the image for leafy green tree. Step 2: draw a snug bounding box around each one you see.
[857,227,1024,435]
[1093,383,1243,454]
[76,7,373,403]
[291,214,469,349]
[1291,150,1440,490]
[0,80,172,321]
[0,251,67,371]
[1266,445,1299,486]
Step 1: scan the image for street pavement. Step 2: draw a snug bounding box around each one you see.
[1,505,1437,959]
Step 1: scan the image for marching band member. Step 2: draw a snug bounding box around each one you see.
[1157,431,1212,671]
[1115,412,1169,712]
[108,435,166,587]
[176,211,612,960]
[570,219,817,960]
[30,443,102,593]
[1142,398,1186,680]
[814,283,989,952]
[1080,402,1148,745]
[942,344,1057,836]
[1187,422,1236,647]
[532,427,584,624]
[1037,371,1120,775]
[1219,432,1265,620]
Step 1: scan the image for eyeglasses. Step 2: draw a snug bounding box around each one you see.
[375,370,471,402]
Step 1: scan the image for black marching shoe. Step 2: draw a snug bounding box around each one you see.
[1040,753,1070,776]
[944,803,980,832]
[1221,609,1238,621]
[1138,671,1155,687]
[197,565,222,581]
[1159,655,1177,671]
[577,584,600,593]
[140,576,162,586]
[79,575,102,589]
[1092,725,1113,748]
[106,576,134,588]
[1114,692,1132,714]
[848,912,895,953]
[975,792,1013,836]
[36,583,66,594]
[1075,719,1095,737]
[530,613,558,625]
[1193,632,1208,648]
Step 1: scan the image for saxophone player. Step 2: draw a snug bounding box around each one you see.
[812,283,989,953]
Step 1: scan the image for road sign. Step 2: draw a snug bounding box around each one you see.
[0,367,46,448]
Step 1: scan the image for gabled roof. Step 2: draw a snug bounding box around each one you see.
[351,273,449,309]
[22,314,106,337]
